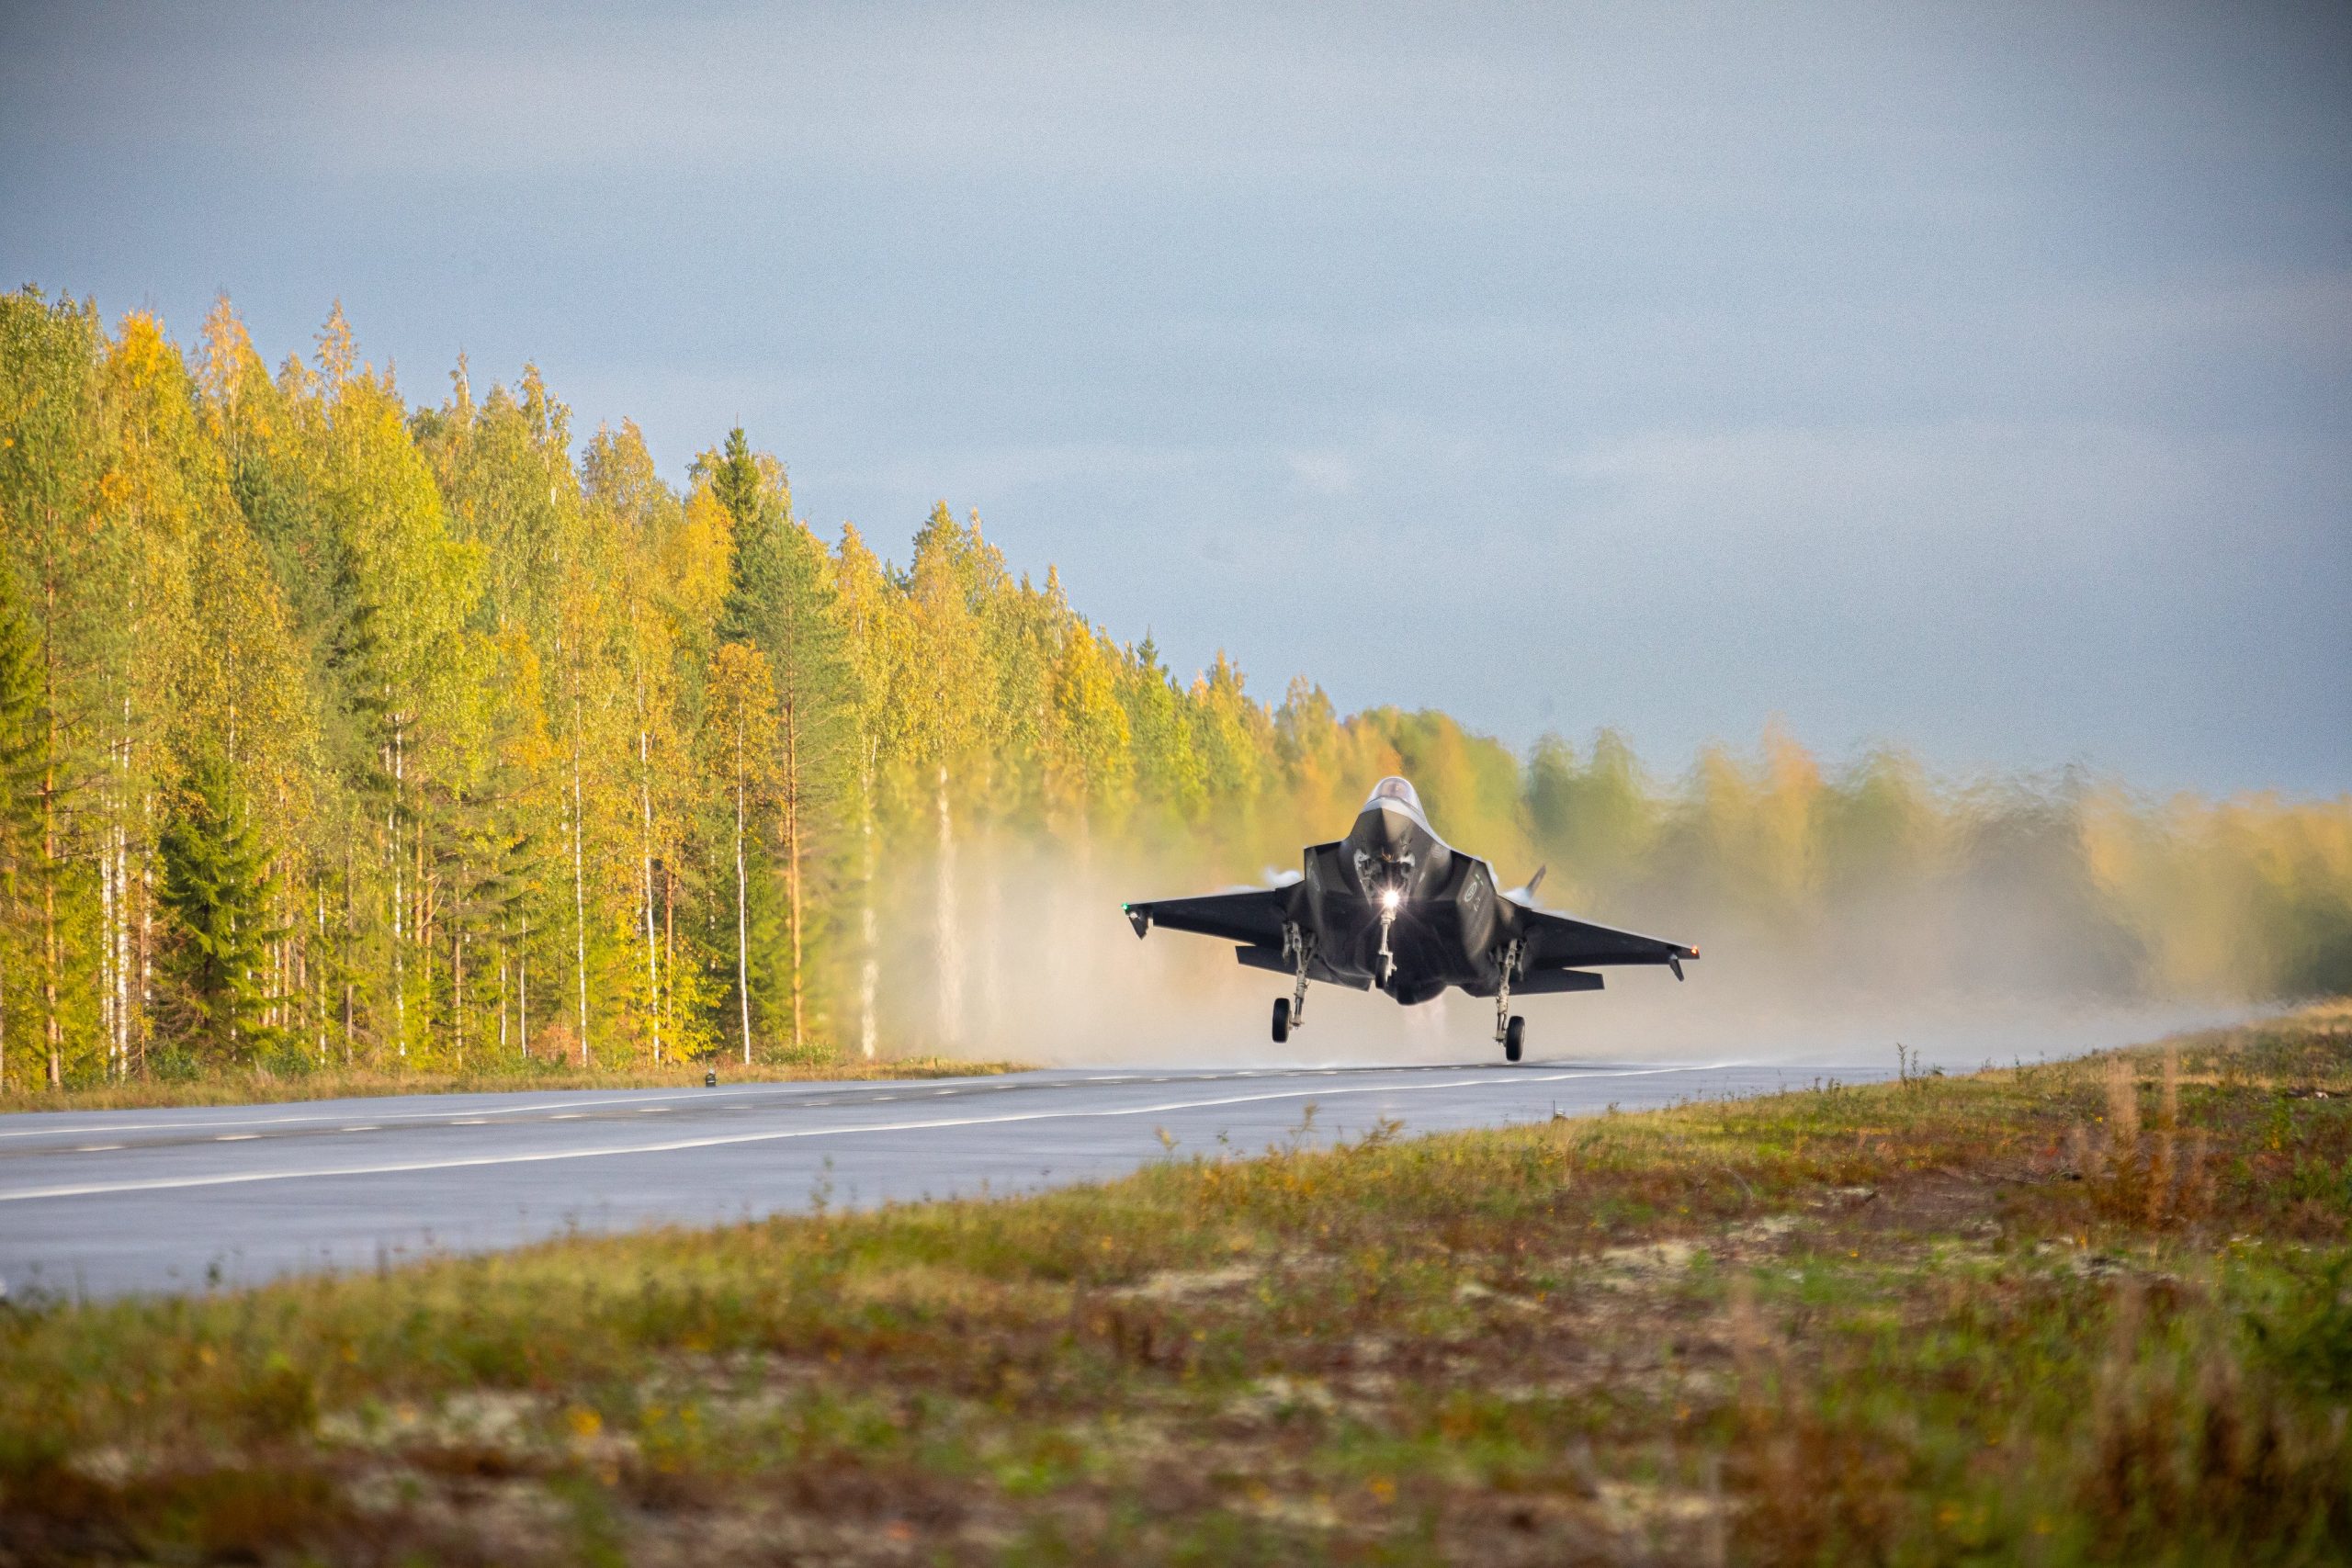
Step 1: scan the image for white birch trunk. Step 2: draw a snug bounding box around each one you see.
[735,722,752,1067]
[639,717,660,1064]
[391,722,405,1058]
[934,761,961,1049]
[519,916,529,1060]
[139,806,153,1077]
[782,692,804,1053]
[980,825,1004,1049]
[98,820,116,1076]
[571,698,589,1066]
[858,742,878,1061]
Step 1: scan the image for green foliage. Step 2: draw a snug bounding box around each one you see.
[0,568,41,1089]
[156,752,283,1063]
[0,284,2346,1089]
[2245,1249,2352,1396]
[0,567,41,891]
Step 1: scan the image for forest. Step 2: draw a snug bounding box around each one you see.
[0,286,2346,1090]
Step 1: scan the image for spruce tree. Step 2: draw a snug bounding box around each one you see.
[158,753,283,1065]
[709,427,762,539]
[715,434,852,1053]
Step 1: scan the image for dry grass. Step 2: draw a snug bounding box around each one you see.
[2,1006,2348,1564]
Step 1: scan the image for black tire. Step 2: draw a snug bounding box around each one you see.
[1504,1014,1525,1063]
[1272,997,1292,1044]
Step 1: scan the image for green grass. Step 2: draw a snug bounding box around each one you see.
[0,1054,1027,1114]
[4,1007,2349,1564]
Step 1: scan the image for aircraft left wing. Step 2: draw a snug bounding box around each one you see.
[1125,887,1294,946]
[1509,900,1698,976]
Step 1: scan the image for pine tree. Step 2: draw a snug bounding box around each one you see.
[717,438,849,1053]
[157,752,283,1065]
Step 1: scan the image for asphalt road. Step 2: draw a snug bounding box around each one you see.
[0,1057,1857,1299]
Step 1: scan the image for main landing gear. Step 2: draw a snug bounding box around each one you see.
[1497,938,1525,1063]
[1272,923,1315,1044]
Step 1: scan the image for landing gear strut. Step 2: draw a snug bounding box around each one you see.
[1273,924,1315,1044]
[1497,938,1525,1063]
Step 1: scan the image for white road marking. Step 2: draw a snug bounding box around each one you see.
[0,1077,992,1142]
[214,1134,258,1142]
[0,1065,1743,1203]
[75,1144,123,1153]
[451,1119,489,1125]
[341,1126,379,1133]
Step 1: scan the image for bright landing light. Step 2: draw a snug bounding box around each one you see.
[1381,888,1401,911]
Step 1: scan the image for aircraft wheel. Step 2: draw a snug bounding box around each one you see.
[1272,997,1292,1044]
[1504,1014,1524,1063]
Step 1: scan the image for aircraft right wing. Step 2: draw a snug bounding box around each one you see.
[1510,900,1699,976]
[1124,887,1295,946]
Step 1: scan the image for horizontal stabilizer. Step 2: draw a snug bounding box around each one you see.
[1235,944,1370,991]
[1516,968,1603,995]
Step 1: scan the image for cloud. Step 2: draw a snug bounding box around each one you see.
[1283,449,1357,497]
[4,0,2345,793]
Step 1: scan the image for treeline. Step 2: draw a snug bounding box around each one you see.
[0,289,2345,1088]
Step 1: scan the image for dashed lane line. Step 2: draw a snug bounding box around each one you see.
[0,1068,1389,1145]
[0,1074,1050,1143]
[0,1065,1743,1204]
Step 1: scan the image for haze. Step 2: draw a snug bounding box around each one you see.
[3,0,2346,795]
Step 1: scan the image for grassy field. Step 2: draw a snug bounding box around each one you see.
[0,1055,1025,1115]
[3,1010,2348,1565]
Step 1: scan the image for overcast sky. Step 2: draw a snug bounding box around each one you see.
[4,1,2346,795]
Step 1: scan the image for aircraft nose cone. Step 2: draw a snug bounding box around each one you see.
[1356,805,1411,849]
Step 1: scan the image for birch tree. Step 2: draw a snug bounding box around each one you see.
[703,641,775,1064]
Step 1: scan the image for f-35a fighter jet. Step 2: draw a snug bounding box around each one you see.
[1124,776,1698,1061]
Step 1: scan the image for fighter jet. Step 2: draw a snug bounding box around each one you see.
[1124,775,1698,1061]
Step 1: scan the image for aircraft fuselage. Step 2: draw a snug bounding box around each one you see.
[1125,775,1695,1055]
